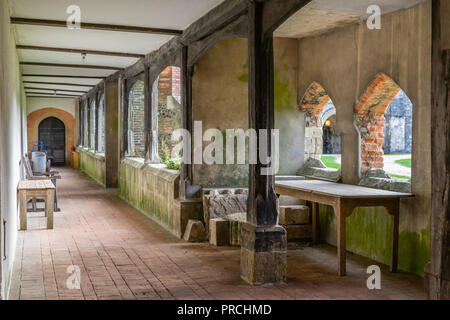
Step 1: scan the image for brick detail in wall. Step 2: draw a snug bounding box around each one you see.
[299,81,331,127]
[129,80,146,158]
[158,66,181,159]
[355,73,401,172]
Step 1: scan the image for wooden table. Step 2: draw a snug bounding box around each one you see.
[18,180,55,230]
[275,180,413,276]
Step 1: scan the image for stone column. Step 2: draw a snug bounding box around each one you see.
[240,0,287,285]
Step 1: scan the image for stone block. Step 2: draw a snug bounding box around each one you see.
[285,224,312,242]
[202,190,247,237]
[240,223,287,285]
[173,198,203,239]
[279,205,310,225]
[226,212,246,246]
[209,218,229,246]
[183,219,206,242]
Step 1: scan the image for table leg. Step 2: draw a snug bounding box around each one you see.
[390,200,400,273]
[312,202,320,245]
[335,203,346,276]
[46,190,54,229]
[19,192,27,231]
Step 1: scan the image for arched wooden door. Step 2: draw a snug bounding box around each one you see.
[38,117,65,165]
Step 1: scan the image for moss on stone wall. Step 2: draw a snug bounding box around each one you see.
[119,160,180,235]
[79,149,106,186]
[318,204,430,277]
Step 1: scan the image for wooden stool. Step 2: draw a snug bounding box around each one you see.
[18,180,55,230]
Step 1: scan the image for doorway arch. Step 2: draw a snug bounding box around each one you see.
[38,117,66,165]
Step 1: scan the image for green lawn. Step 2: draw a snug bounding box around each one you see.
[390,174,411,180]
[394,158,412,168]
[320,156,341,169]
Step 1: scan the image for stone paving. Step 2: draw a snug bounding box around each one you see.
[9,167,425,300]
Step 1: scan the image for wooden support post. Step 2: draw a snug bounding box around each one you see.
[46,189,54,229]
[105,78,120,187]
[426,0,450,300]
[389,200,400,273]
[240,0,287,286]
[311,202,320,244]
[179,46,199,199]
[335,201,346,276]
[120,76,128,158]
[144,66,152,163]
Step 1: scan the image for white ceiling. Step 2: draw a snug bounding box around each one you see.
[275,0,427,38]
[9,0,225,99]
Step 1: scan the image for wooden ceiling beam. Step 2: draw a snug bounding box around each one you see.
[22,74,105,79]
[23,81,95,87]
[17,45,145,58]
[11,17,183,36]
[26,94,80,98]
[24,87,88,93]
[20,61,122,70]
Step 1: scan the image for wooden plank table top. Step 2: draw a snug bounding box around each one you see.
[17,179,55,230]
[275,179,414,276]
[18,179,55,190]
[276,180,413,199]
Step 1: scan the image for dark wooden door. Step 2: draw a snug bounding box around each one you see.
[38,117,65,165]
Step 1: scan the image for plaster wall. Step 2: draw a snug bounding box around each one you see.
[0,0,27,299]
[191,37,302,188]
[298,2,432,275]
[27,97,77,117]
[27,107,75,164]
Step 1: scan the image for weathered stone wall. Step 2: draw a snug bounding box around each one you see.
[191,37,302,187]
[383,90,413,154]
[297,2,432,276]
[118,159,181,234]
[79,148,106,186]
[128,80,145,158]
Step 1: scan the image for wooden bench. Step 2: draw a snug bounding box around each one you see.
[275,179,414,276]
[22,154,61,211]
[18,180,55,230]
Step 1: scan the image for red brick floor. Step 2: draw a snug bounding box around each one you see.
[9,167,425,300]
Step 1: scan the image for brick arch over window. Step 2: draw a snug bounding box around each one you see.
[27,107,75,164]
[299,82,341,160]
[299,81,331,127]
[355,73,402,172]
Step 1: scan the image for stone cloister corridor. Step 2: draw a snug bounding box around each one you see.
[9,168,424,300]
[0,0,449,305]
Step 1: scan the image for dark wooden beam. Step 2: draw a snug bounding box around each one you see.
[20,61,122,70]
[11,17,183,36]
[17,45,145,58]
[24,87,88,93]
[26,94,80,98]
[23,81,95,87]
[22,74,105,79]
[262,0,312,35]
[426,0,450,300]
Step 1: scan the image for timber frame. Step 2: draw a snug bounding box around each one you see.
[426,0,450,300]
[75,0,449,291]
